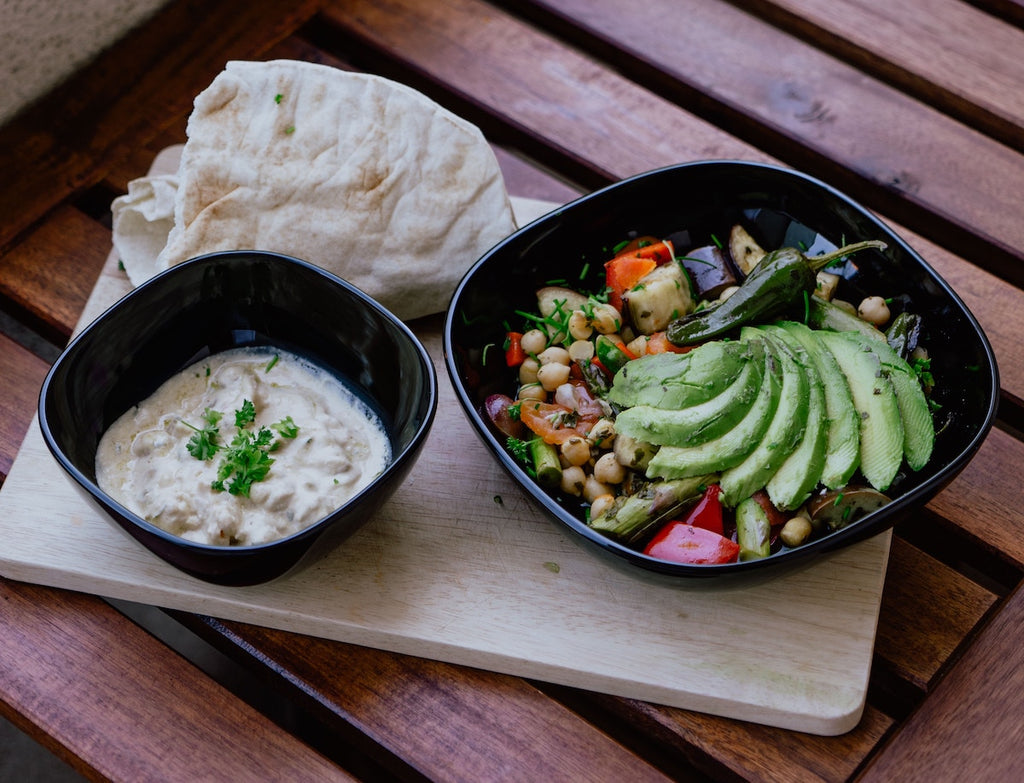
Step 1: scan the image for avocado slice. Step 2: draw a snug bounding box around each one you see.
[719,327,810,507]
[608,339,754,409]
[614,341,765,447]
[759,325,828,511]
[645,337,783,480]
[777,320,860,490]
[816,331,904,491]
[846,332,934,471]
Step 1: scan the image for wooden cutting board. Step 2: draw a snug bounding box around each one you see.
[0,147,891,735]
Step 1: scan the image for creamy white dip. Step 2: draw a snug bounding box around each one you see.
[96,347,391,546]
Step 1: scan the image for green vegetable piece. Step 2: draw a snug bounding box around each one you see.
[777,321,861,489]
[735,496,772,560]
[588,474,716,544]
[719,329,810,506]
[848,331,935,472]
[613,343,764,447]
[816,331,904,491]
[594,334,632,374]
[885,312,923,359]
[760,325,828,510]
[608,339,755,409]
[645,338,782,480]
[531,438,563,489]
[667,241,885,346]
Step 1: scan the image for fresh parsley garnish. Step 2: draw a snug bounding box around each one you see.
[184,408,223,461]
[184,401,299,497]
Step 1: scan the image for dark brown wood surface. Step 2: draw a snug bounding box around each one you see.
[1,0,1022,780]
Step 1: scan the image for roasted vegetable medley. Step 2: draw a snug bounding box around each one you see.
[484,224,937,565]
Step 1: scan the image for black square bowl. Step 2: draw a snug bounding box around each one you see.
[40,251,437,586]
[444,160,999,580]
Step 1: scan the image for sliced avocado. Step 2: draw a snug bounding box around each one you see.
[816,331,904,491]
[848,332,934,471]
[760,325,828,510]
[645,337,782,480]
[608,339,754,409]
[719,328,810,507]
[614,344,765,447]
[777,320,860,489]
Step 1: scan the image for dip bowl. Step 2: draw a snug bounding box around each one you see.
[444,160,999,581]
[40,250,437,586]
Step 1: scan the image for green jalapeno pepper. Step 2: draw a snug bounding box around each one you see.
[666,240,886,346]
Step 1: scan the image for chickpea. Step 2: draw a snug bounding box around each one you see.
[588,418,616,449]
[519,328,548,356]
[718,285,740,302]
[780,516,813,548]
[589,303,623,334]
[516,383,546,402]
[537,345,571,366]
[568,310,593,341]
[593,452,626,485]
[537,361,571,391]
[857,295,890,327]
[567,339,595,365]
[518,356,540,385]
[626,335,649,357]
[583,475,613,504]
[560,465,587,496]
[560,435,591,467]
[590,493,616,520]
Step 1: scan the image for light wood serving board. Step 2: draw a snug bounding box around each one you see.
[0,147,891,735]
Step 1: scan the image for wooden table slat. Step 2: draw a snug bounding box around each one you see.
[876,538,999,691]
[188,617,674,783]
[860,579,1024,781]
[0,580,351,782]
[742,0,1024,152]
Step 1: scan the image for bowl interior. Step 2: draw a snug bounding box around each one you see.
[445,161,999,577]
[42,251,436,556]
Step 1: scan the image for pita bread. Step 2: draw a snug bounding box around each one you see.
[117,60,517,321]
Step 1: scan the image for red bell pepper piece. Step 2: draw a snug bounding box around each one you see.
[643,522,739,565]
[680,483,724,535]
[505,331,526,367]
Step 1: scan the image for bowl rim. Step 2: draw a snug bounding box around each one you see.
[39,249,439,554]
[443,159,1000,577]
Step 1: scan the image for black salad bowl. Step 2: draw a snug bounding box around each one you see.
[443,160,999,580]
[40,250,437,586]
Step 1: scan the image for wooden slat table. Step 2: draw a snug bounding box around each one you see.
[1,0,1021,779]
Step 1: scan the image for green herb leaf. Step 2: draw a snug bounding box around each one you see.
[272,416,299,439]
[235,399,256,428]
[184,407,223,460]
[187,400,297,497]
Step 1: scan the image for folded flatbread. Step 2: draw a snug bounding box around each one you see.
[113,59,517,320]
